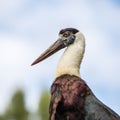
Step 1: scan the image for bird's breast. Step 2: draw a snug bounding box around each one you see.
[50,74,91,120]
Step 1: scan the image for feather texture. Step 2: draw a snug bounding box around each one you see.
[50,74,120,120]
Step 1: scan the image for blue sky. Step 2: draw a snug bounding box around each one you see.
[0,0,120,114]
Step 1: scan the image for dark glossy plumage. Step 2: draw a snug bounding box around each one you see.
[49,74,120,120]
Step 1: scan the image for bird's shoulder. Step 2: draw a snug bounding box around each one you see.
[50,74,91,120]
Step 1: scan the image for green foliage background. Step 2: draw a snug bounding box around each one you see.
[38,91,51,120]
[0,89,50,120]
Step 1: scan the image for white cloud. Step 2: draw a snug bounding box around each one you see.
[0,0,27,18]
[0,35,42,113]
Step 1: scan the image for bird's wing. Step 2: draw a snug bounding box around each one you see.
[85,92,120,120]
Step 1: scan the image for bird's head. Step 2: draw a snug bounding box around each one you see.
[31,28,80,66]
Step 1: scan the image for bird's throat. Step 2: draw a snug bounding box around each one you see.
[55,32,85,78]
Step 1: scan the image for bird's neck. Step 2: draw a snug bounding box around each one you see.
[55,32,85,78]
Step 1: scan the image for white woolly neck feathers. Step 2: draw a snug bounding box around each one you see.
[55,32,85,78]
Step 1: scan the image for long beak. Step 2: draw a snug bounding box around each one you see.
[31,39,66,66]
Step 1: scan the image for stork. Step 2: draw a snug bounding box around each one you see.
[31,28,120,120]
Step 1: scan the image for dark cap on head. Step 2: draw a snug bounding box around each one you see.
[59,28,79,34]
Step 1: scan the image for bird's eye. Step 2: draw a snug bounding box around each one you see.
[63,31,70,37]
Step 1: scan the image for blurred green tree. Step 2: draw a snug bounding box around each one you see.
[0,115,5,120]
[38,91,50,120]
[4,89,28,120]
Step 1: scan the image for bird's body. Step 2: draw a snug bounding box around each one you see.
[50,74,89,120]
[50,74,120,120]
[31,28,120,120]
